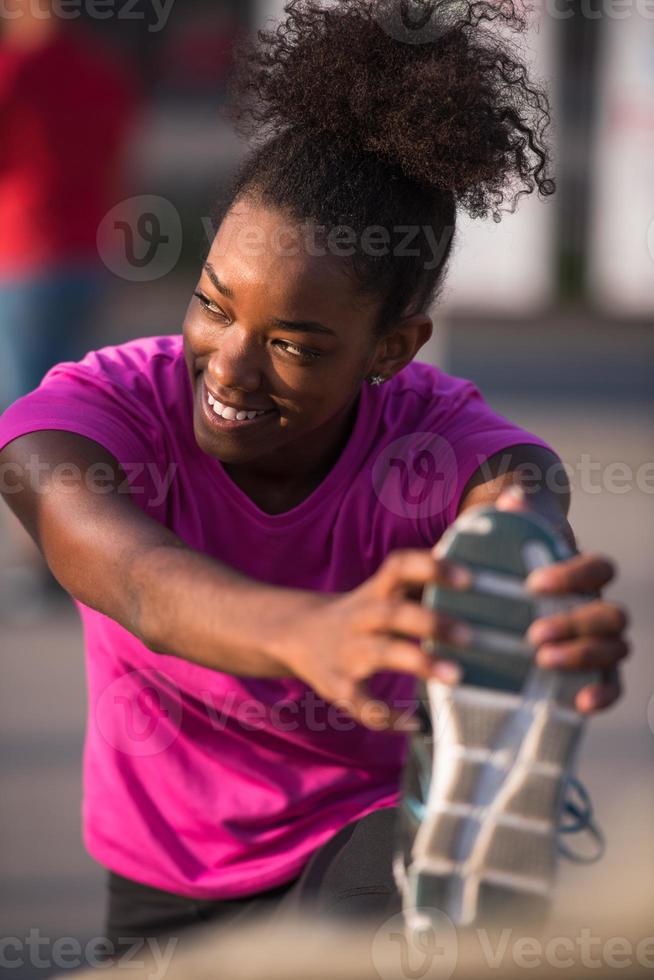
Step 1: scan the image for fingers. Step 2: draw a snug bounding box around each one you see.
[527,600,629,646]
[495,485,532,513]
[575,669,622,714]
[528,598,630,674]
[332,629,465,733]
[527,553,616,595]
[378,639,463,685]
[358,599,471,647]
[372,550,471,599]
[536,636,630,672]
[337,682,420,735]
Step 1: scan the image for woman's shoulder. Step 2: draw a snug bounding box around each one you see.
[384,359,549,449]
[0,335,189,463]
[43,334,186,403]
[70,334,184,380]
[383,359,482,426]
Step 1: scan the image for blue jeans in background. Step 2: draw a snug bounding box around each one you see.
[0,265,107,414]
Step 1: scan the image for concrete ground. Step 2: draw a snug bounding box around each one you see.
[1,307,652,978]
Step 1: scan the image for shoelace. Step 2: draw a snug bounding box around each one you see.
[410,697,604,864]
[558,776,605,863]
[406,732,605,864]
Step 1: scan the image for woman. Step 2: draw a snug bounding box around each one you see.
[0,0,629,959]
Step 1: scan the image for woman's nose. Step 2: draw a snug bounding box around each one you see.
[207,332,262,391]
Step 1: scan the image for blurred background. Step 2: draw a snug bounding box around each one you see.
[0,0,652,977]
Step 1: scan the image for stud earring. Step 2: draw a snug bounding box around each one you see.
[367,374,386,386]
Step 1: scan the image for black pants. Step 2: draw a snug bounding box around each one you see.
[103,806,402,952]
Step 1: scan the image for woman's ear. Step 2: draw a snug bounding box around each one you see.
[373,314,433,378]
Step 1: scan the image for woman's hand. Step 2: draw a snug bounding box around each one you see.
[496,486,630,714]
[525,555,630,713]
[276,550,472,733]
[278,486,630,729]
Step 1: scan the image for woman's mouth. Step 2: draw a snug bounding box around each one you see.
[200,383,277,432]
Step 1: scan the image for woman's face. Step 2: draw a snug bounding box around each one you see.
[184,197,425,469]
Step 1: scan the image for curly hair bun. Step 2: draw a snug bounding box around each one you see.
[229,0,555,220]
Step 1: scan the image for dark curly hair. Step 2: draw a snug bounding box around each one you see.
[220,0,555,335]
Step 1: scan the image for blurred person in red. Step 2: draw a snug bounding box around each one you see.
[0,1,137,405]
[0,0,137,610]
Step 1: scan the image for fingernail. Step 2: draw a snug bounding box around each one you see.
[526,569,552,593]
[450,623,472,646]
[432,661,462,685]
[536,645,567,668]
[505,485,526,501]
[575,689,596,714]
[528,621,562,645]
[449,565,472,589]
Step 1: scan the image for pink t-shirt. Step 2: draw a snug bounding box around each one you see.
[0,335,553,899]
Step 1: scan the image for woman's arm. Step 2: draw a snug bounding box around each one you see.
[0,431,325,677]
[458,443,575,543]
[0,430,468,730]
[0,430,471,730]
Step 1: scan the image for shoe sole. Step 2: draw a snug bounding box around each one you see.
[398,507,597,931]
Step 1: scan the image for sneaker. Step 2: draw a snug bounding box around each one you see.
[394,506,599,932]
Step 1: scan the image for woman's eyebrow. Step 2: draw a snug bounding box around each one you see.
[203,261,336,337]
[269,317,336,337]
[203,262,234,300]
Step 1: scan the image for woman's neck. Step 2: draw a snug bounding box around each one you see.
[221,392,361,514]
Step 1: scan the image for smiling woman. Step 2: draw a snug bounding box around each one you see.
[0,0,630,962]
[184,197,414,501]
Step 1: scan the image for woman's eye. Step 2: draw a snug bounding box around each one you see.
[193,293,321,362]
[274,340,322,362]
[194,291,228,319]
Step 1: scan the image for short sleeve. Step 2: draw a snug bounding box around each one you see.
[404,379,557,548]
[0,350,168,515]
[441,382,556,526]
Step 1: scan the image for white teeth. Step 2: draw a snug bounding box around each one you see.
[208,391,268,421]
